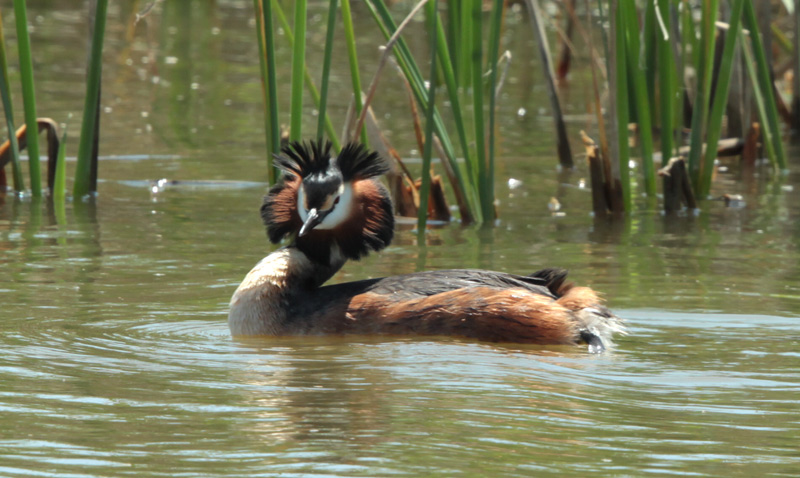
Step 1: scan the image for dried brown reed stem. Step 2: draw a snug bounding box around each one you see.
[658,157,696,214]
[523,0,572,169]
[556,0,575,82]
[0,118,60,192]
[741,122,761,170]
[581,131,609,216]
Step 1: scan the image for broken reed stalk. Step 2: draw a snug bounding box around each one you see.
[741,122,760,170]
[12,0,42,197]
[390,53,465,221]
[74,0,108,198]
[0,120,60,189]
[581,131,608,216]
[523,0,573,169]
[659,157,696,214]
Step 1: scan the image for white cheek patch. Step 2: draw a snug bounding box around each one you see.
[296,183,354,230]
[297,187,308,223]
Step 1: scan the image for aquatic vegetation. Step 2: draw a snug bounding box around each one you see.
[12,0,41,197]
[594,0,789,214]
[73,0,108,199]
[0,1,108,205]
[253,0,508,227]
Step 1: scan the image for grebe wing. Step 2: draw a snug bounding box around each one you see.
[314,268,560,301]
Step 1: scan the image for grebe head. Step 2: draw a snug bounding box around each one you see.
[261,140,394,264]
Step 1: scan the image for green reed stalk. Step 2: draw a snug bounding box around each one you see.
[0,10,24,193]
[253,1,268,142]
[794,0,800,131]
[470,0,491,222]
[685,1,701,74]
[656,0,677,162]
[685,0,719,192]
[435,17,478,196]
[262,0,280,158]
[698,0,744,197]
[365,0,478,223]
[317,0,338,141]
[459,0,473,88]
[254,0,279,179]
[53,130,68,222]
[340,0,368,145]
[621,0,656,197]
[740,31,778,169]
[271,1,341,151]
[445,0,459,79]
[613,2,631,211]
[742,0,787,170]
[643,0,657,122]
[73,0,107,198]
[12,0,41,196]
[485,0,503,222]
[417,0,438,236]
[289,0,307,142]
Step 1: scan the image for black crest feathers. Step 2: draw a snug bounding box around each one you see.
[336,142,390,180]
[273,140,334,178]
[273,140,390,181]
[262,140,393,247]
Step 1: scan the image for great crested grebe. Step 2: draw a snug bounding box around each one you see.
[228,141,625,352]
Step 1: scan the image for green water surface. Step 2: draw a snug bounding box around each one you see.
[1,2,799,477]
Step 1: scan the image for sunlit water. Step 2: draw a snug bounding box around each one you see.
[2,2,800,477]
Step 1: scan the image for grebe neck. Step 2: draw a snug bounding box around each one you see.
[228,245,346,335]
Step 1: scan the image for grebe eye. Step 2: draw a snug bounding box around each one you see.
[333,196,340,206]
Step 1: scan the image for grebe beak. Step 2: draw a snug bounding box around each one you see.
[299,208,330,237]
